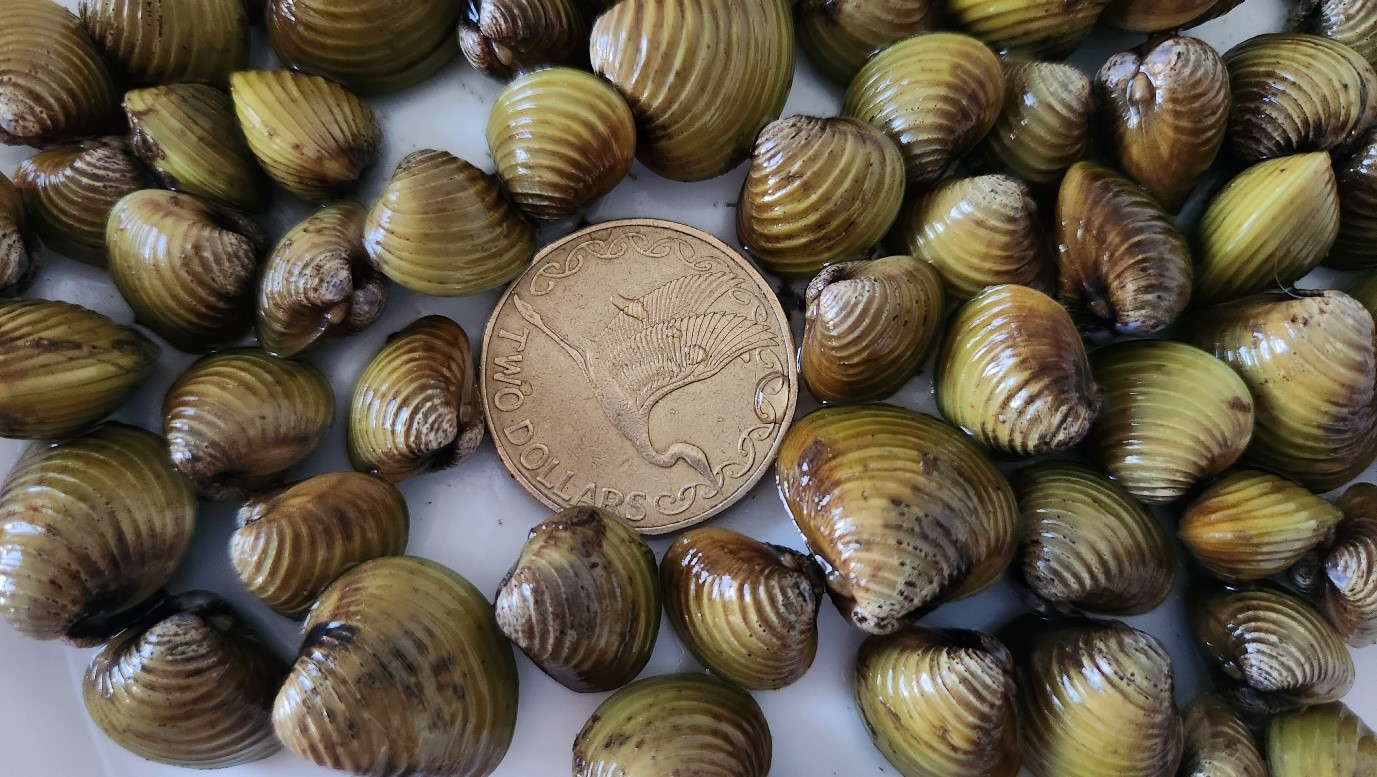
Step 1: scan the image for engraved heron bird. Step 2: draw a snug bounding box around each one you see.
[513,271,779,483]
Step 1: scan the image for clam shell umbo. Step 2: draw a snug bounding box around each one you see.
[1300,482,1377,647]
[0,0,117,147]
[944,0,1109,59]
[1309,0,1377,69]
[1268,702,1377,777]
[980,58,1090,190]
[1179,692,1266,777]
[0,173,35,296]
[460,0,588,80]
[79,0,248,87]
[1330,127,1377,269]
[795,0,936,85]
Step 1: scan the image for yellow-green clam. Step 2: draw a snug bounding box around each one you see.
[1,0,118,147]
[1268,702,1377,776]
[1101,0,1233,31]
[944,0,1109,59]
[795,0,936,85]
[79,0,247,86]
[1179,692,1266,777]
[1309,0,1377,69]
[979,58,1090,190]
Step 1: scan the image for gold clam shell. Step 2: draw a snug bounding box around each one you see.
[1297,483,1377,647]
[460,0,589,80]
[0,173,35,295]
[795,0,936,85]
[1309,0,1377,69]
[979,58,1090,190]
[1101,0,1229,31]
[1330,127,1377,269]
[79,0,248,86]
[944,0,1108,59]
[1268,702,1377,776]
[0,0,117,147]
[1180,692,1266,777]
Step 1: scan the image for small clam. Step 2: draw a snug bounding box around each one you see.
[1194,153,1340,307]
[1268,702,1377,776]
[0,299,159,440]
[495,507,659,693]
[1096,36,1229,212]
[843,33,1004,185]
[124,83,268,211]
[1009,617,1182,777]
[795,0,936,85]
[256,202,384,358]
[1224,33,1377,165]
[1190,582,1355,715]
[944,0,1109,59]
[1011,462,1175,616]
[1329,127,1377,269]
[800,256,944,403]
[164,347,334,500]
[573,673,771,777]
[1180,469,1342,582]
[662,527,824,690]
[1296,483,1377,647]
[487,67,635,221]
[273,556,518,777]
[776,404,1019,634]
[737,115,905,278]
[79,0,248,86]
[1179,692,1266,777]
[0,173,35,296]
[460,0,588,80]
[1056,162,1192,336]
[1087,340,1253,503]
[0,422,196,643]
[348,316,485,483]
[13,137,153,266]
[230,473,409,618]
[1309,0,1377,69]
[854,628,1020,777]
[936,284,1100,457]
[230,70,381,202]
[0,0,117,147]
[979,58,1090,190]
[267,0,458,95]
[895,174,1050,301]
[107,189,265,352]
[1101,0,1232,30]
[83,592,284,768]
[364,149,537,296]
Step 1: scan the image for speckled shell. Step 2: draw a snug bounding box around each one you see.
[230,473,409,618]
[1310,0,1377,69]
[460,0,588,80]
[573,673,771,777]
[0,423,195,643]
[1268,702,1377,777]
[1330,127,1377,269]
[944,0,1109,59]
[273,556,518,777]
[737,115,905,277]
[79,0,248,86]
[590,0,794,182]
[776,404,1020,634]
[0,0,117,147]
[1301,483,1377,647]
[980,58,1090,190]
[843,33,1004,185]
[1101,0,1225,30]
[163,347,334,500]
[0,173,32,295]
[795,0,936,85]
[1179,692,1266,777]
[364,149,537,296]
[0,299,159,440]
[936,284,1099,457]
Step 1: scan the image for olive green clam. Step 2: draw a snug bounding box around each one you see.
[1296,483,1377,647]
[1101,0,1232,31]
[662,527,824,691]
[0,422,196,643]
[1330,127,1377,269]
[979,59,1090,190]
[801,256,944,404]
[795,0,936,85]
[164,347,334,500]
[1012,463,1174,616]
[107,189,265,352]
[256,202,384,358]
[267,0,458,95]
[844,33,1004,185]
[487,68,635,221]
[1268,702,1377,776]
[230,473,409,618]
[1349,268,1377,318]
[0,299,160,440]
[936,284,1099,458]
[273,556,518,777]
[460,0,588,80]
[79,0,248,86]
[83,592,284,768]
[1179,692,1266,777]
[0,0,118,147]
[1309,0,1377,69]
[0,173,35,296]
[495,507,659,693]
[230,70,381,202]
[776,405,1020,634]
[1096,36,1229,212]
[349,316,486,483]
[573,673,771,777]
[944,0,1109,59]
[854,628,1021,777]
[124,83,268,211]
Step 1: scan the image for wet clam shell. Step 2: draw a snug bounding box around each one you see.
[0,299,159,440]
[936,284,1100,458]
[273,556,518,777]
[164,347,334,500]
[79,0,248,86]
[460,0,588,80]
[1268,702,1377,776]
[0,422,195,643]
[662,527,823,691]
[944,0,1109,59]
[843,33,1004,185]
[979,58,1090,190]
[776,404,1020,634]
[1301,483,1377,647]
[1101,0,1227,31]
[801,256,944,403]
[795,0,936,85]
[1329,127,1377,269]
[1310,0,1377,69]
[573,673,772,777]
[0,173,35,296]
[1180,692,1266,777]
[230,473,409,619]
[495,506,659,693]
[854,628,1020,777]
[0,0,118,147]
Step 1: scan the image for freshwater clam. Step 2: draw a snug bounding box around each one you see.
[737,115,904,278]
[0,0,117,147]
[79,0,248,86]
[936,284,1099,457]
[1309,0,1377,69]
[0,173,35,295]
[0,422,195,643]
[1179,692,1266,777]
[461,0,588,80]
[795,0,936,85]
[1296,482,1377,647]
[83,592,284,768]
[1268,702,1377,776]
[979,59,1090,190]
[1101,0,1233,30]
[0,299,159,440]
[800,256,944,403]
[1350,268,1377,317]
[348,316,485,483]
[843,33,1003,185]
[164,347,334,500]
[496,507,658,693]
[573,673,771,777]
[230,472,409,618]
[944,0,1108,59]
[1330,127,1377,268]
[274,556,518,777]
[776,404,1019,634]
[854,628,1020,777]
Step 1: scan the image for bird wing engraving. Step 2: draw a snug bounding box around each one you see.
[596,271,744,343]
